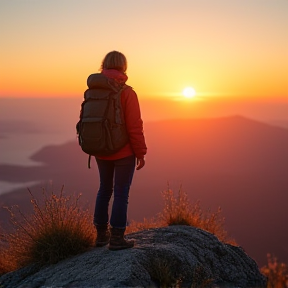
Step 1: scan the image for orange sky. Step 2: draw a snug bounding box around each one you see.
[0,1,287,103]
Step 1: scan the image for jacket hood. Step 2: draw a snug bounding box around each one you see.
[102,69,128,84]
[87,69,128,90]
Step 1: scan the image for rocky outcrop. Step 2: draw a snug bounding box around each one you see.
[0,225,266,287]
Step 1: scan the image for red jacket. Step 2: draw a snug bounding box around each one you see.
[96,69,147,160]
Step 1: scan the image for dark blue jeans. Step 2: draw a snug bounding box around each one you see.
[93,155,136,229]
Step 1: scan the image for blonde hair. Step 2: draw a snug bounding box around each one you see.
[100,51,127,73]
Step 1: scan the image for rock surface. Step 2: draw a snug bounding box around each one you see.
[0,226,266,288]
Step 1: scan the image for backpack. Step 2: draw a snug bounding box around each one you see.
[76,73,129,168]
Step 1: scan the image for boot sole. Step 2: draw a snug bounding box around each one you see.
[108,244,134,251]
[95,241,110,247]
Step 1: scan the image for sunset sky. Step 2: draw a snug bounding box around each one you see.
[0,0,287,102]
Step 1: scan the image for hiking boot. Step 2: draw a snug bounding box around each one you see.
[109,227,134,251]
[95,224,110,247]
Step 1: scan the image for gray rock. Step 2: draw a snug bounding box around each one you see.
[0,226,266,288]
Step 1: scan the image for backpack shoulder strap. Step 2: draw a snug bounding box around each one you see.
[88,155,92,169]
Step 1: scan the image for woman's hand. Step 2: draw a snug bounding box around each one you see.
[136,158,145,170]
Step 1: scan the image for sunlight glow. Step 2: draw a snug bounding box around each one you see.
[182,87,196,98]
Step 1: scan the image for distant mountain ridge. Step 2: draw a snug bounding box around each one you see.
[0,115,287,266]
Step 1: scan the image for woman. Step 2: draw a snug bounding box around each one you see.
[90,51,147,250]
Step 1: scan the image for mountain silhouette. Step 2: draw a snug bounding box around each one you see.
[0,115,287,266]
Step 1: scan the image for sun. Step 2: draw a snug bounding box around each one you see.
[182,87,196,98]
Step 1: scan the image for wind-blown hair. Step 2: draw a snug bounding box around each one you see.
[100,51,127,73]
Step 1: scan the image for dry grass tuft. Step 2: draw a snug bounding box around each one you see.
[0,186,95,273]
[125,186,236,245]
[126,217,162,234]
[261,254,288,288]
[159,186,235,244]
[126,186,236,245]
[146,251,183,288]
[190,265,214,288]
[148,257,181,288]
[0,232,10,275]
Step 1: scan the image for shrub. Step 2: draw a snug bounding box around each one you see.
[126,186,235,245]
[147,256,181,288]
[161,186,194,226]
[0,186,95,272]
[261,254,288,288]
[190,265,214,288]
[0,232,10,275]
[146,255,213,288]
[160,186,235,244]
[126,217,161,234]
